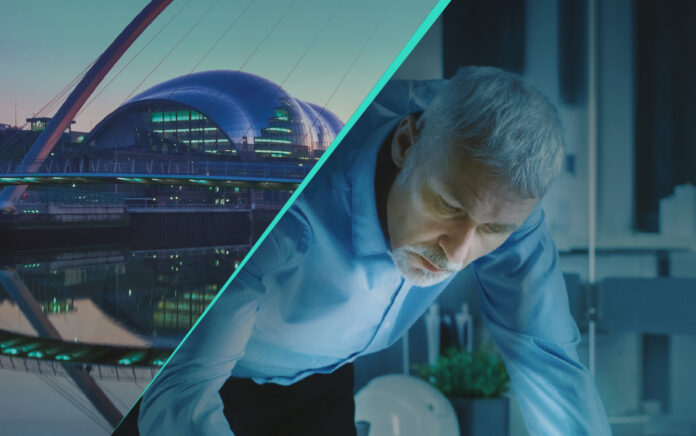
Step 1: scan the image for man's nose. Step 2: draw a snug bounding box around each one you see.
[438,218,477,265]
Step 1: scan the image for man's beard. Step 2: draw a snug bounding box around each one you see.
[390,244,462,287]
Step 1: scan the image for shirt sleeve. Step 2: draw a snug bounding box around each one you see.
[137,210,311,435]
[471,205,612,436]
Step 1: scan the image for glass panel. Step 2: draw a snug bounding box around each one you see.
[593,1,696,435]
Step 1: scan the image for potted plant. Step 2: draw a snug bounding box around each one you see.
[415,346,510,436]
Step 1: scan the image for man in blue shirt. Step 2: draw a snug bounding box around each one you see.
[137,67,612,435]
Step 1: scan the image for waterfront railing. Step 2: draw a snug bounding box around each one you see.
[0,158,310,180]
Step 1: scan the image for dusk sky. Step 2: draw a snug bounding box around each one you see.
[0,0,440,132]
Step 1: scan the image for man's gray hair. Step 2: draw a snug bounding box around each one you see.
[417,66,564,199]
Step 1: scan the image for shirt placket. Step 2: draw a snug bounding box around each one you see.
[350,276,412,358]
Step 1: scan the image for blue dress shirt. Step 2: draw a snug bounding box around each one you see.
[138,80,612,435]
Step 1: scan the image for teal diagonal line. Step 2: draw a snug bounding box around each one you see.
[115,0,451,429]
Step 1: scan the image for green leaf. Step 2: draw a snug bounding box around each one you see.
[414,343,510,399]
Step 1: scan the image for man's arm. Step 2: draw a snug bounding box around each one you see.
[137,211,310,435]
[471,206,612,436]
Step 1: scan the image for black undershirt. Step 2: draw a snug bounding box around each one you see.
[374,129,397,242]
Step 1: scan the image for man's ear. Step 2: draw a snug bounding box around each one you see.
[391,115,419,169]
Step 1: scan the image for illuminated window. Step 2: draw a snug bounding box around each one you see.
[263,127,292,134]
[255,138,292,144]
[274,109,289,121]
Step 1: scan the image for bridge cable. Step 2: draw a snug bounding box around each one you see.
[37,373,112,431]
[73,0,258,165]
[156,0,299,159]
[186,0,255,75]
[0,60,95,161]
[297,0,398,149]
[119,0,221,106]
[63,0,195,165]
[227,0,345,155]
[139,0,258,162]
[62,0,202,165]
[161,0,297,108]
[76,0,192,120]
[3,1,186,164]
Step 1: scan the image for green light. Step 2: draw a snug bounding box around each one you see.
[188,179,209,185]
[264,127,292,133]
[255,138,292,144]
[118,358,132,366]
[3,348,18,355]
[27,351,43,358]
[152,110,205,123]
[153,359,166,366]
[274,109,289,121]
[254,149,292,155]
[116,177,144,183]
[55,354,71,361]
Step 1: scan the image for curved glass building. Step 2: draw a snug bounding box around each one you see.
[85,70,343,161]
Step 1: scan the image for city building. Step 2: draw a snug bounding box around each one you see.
[84,70,343,162]
[2,71,344,250]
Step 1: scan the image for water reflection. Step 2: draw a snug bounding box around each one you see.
[0,245,248,348]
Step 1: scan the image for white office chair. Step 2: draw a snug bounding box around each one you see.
[354,374,459,436]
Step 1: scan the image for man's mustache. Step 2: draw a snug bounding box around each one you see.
[404,245,462,273]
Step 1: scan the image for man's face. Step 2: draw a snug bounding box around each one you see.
[385,116,538,286]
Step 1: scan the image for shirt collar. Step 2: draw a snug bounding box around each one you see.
[349,118,401,258]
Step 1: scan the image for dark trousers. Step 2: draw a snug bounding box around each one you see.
[219,363,357,436]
